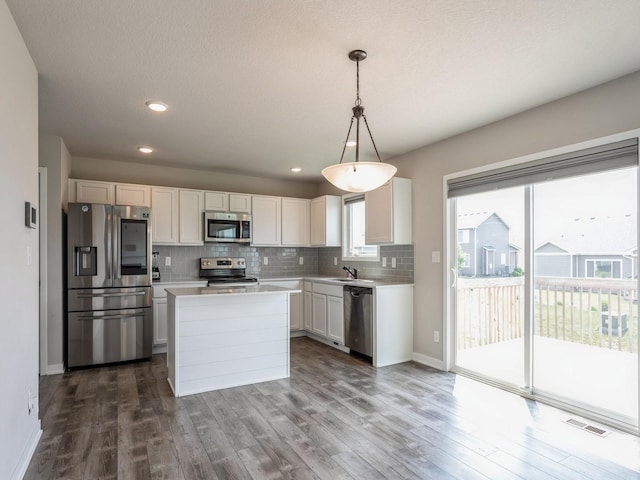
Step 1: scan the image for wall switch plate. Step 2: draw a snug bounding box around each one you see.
[433,330,440,343]
[382,257,387,267]
[333,257,337,266]
[431,251,441,263]
[299,257,304,265]
[391,258,397,268]
[263,256,269,265]
[165,256,171,266]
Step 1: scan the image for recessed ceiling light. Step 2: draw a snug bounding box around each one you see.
[290,167,302,173]
[137,146,153,154]
[345,140,357,147]
[145,101,168,112]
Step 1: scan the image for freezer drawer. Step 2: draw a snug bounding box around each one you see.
[67,307,152,368]
[68,287,152,312]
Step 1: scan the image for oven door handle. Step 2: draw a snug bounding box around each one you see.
[76,291,147,298]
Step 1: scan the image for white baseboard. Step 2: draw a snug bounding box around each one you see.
[412,352,446,371]
[289,330,307,338]
[45,363,64,375]
[10,421,41,480]
[153,344,167,355]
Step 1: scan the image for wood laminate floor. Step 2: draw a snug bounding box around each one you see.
[26,337,640,479]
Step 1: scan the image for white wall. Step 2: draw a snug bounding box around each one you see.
[388,70,640,363]
[0,1,41,478]
[39,134,71,374]
[71,156,321,199]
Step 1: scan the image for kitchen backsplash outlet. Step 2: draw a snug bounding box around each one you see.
[153,244,414,283]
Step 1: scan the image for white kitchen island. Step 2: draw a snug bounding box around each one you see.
[166,285,300,397]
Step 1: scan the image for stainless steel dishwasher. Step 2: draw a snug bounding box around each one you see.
[344,286,373,358]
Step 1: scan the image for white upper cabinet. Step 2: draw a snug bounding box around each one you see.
[310,195,341,247]
[229,194,252,213]
[204,191,228,211]
[115,184,151,207]
[179,189,204,245]
[365,177,412,245]
[281,197,309,246]
[74,180,115,204]
[204,191,252,213]
[251,195,282,246]
[151,187,179,244]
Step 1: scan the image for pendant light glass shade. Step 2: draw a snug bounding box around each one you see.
[321,49,397,193]
[322,161,397,193]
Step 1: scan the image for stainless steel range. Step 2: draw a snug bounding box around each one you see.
[199,257,259,285]
[66,203,153,369]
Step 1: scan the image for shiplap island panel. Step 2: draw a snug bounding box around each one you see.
[166,285,299,397]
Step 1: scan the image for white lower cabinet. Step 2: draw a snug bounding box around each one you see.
[303,284,312,331]
[326,295,344,344]
[312,293,327,336]
[152,297,168,346]
[309,282,344,345]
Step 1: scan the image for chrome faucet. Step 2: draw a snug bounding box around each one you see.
[343,265,358,279]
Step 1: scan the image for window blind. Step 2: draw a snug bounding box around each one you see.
[447,138,638,198]
[343,194,365,205]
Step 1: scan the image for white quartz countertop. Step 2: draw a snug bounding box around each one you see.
[166,284,301,298]
[263,276,413,288]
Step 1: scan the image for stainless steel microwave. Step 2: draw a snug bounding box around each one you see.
[203,211,251,243]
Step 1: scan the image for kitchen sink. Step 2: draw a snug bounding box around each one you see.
[330,278,374,283]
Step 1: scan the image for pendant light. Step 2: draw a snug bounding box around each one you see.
[321,50,397,193]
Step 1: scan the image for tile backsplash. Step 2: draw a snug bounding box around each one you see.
[153,243,414,283]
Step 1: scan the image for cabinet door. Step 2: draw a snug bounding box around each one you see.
[282,198,309,246]
[365,181,393,244]
[153,297,168,346]
[327,295,344,344]
[151,187,179,244]
[204,191,229,211]
[290,291,302,330]
[179,190,204,245]
[303,291,312,331]
[76,180,115,204]
[312,293,327,336]
[252,196,282,246]
[310,197,326,246]
[229,194,252,213]
[116,184,151,207]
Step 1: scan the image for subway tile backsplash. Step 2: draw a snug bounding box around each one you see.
[153,244,413,283]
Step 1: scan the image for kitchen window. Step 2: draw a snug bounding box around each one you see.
[343,194,379,260]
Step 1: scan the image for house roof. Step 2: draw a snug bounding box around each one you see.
[457,211,510,230]
[535,219,636,255]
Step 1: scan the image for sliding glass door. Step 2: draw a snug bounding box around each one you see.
[449,138,639,429]
[454,187,525,387]
[532,168,638,423]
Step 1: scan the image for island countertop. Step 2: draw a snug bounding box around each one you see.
[166,284,301,298]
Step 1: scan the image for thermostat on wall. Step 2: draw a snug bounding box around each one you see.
[25,202,37,229]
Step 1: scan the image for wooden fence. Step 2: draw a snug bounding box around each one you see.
[456,276,638,353]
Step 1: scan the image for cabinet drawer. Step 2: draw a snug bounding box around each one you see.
[313,283,343,297]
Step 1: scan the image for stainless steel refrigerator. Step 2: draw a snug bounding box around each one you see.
[66,203,153,368]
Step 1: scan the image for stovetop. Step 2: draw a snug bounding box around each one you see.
[199,257,257,286]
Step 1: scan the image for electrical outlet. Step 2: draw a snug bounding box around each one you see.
[299,257,304,265]
[431,251,441,263]
[382,257,387,267]
[391,257,397,268]
[263,256,269,265]
[433,330,440,343]
[333,257,337,266]
[165,256,171,266]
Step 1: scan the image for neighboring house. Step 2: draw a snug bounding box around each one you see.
[458,212,518,277]
[534,219,637,279]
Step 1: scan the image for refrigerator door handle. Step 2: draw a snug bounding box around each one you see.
[112,206,121,282]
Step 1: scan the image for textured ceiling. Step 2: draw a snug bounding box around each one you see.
[7,0,640,182]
